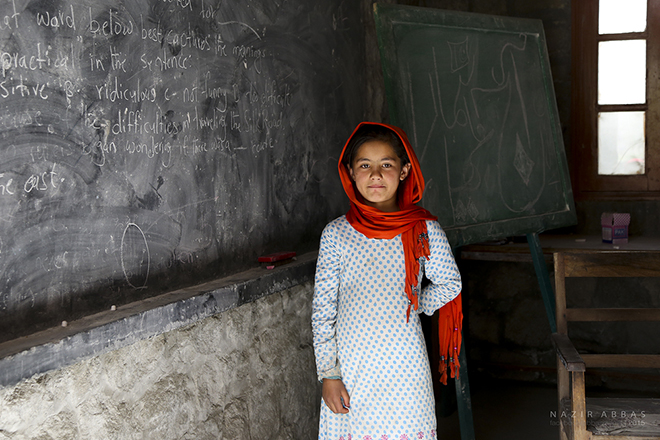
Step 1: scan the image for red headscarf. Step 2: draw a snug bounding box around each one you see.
[339,121,462,384]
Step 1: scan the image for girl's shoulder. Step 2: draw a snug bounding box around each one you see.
[319,215,353,251]
[424,219,443,232]
[324,214,348,228]
[424,219,450,242]
[321,215,351,237]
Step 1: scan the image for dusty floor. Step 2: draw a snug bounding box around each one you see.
[436,374,660,440]
[436,378,560,440]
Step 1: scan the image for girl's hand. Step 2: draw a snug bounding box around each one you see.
[322,378,350,414]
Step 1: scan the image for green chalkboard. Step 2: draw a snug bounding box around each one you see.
[374,4,576,248]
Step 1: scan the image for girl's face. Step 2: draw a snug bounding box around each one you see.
[348,139,411,212]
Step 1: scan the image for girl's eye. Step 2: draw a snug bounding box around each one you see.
[382,163,392,168]
[360,164,370,169]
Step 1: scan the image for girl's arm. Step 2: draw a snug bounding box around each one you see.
[312,223,343,382]
[419,220,462,315]
[313,221,352,414]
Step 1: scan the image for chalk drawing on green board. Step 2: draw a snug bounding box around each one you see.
[374,4,576,247]
[399,28,551,217]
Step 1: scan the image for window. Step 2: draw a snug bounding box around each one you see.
[571,0,660,199]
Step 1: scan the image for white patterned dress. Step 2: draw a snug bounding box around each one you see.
[312,216,462,440]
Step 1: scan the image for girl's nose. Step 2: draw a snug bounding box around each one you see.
[370,168,383,179]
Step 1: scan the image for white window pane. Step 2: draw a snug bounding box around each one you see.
[599,0,647,34]
[598,40,646,105]
[598,111,645,175]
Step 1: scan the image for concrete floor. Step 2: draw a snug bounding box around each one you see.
[436,378,560,440]
[435,372,660,439]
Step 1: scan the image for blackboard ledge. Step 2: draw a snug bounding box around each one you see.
[0,251,318,389]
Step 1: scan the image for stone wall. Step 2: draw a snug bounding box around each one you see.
[0,283,321,440]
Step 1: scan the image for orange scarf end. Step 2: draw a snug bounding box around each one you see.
[437,293,463,385]
[405,283,419,323]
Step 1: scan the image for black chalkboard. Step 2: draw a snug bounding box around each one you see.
[374,4,576,248]
[0,0,364,342]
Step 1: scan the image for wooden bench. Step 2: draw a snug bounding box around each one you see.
[552,251,660,440]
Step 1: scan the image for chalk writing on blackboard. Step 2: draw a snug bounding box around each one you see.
[0,0,363,342]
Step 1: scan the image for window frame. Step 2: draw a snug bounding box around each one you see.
[571,0,660,200]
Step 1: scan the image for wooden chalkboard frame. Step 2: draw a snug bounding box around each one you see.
[374,4,576,248]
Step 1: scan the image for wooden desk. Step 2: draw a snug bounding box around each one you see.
[459,235,660,263]
[457,234,660,334]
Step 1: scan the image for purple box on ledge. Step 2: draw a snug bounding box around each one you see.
[601,212,630,244]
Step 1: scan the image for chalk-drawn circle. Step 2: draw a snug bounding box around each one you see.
[120,223,150,290]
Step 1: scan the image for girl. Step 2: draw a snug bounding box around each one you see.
[312,122,463,440]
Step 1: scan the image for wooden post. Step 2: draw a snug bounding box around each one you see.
[570,371,589,440]
[558,356,570,440]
